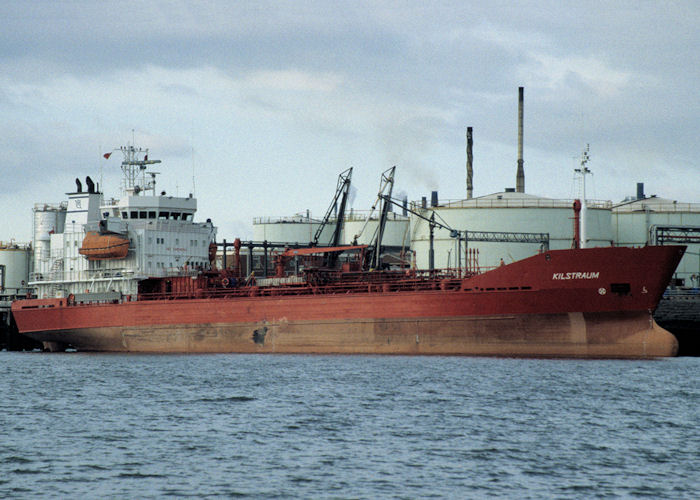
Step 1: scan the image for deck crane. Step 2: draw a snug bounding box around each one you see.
[371,166,396,269]
[312,167,353,267]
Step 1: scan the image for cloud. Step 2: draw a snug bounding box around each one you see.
[469,20,551,53]
[0,59,463,239]
[243,70,342,92]
[519,53,635,97]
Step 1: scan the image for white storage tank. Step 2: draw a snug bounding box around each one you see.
[613,192,700,287]
[0,242,31,294]
[33,203,66,277]
[410,191,613,270]
[343,212,410,247]
[253,215,327,245]
[253,211,411,248]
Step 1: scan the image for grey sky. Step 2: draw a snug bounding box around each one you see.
[1,1,698,240]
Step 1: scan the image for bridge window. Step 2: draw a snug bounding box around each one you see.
[148,211,156,219]
[130,211,138,219]
[158,212,169,220]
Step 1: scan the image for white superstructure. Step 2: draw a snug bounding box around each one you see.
[30,145,216,299]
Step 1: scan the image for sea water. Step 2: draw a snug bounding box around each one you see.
[1,352,698,499]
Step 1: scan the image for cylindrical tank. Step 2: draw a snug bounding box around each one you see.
[33,204,65,276]
[410,192,613,270]
[254,213,411,248]
[0,243,31,293]
[612,196,700,285]
[253,216,322,244]
[344,216,410,247]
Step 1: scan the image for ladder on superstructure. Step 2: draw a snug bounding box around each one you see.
[49,258,64,296]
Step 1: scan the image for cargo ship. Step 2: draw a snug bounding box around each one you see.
[11,243,685,357]
[11,145,686,357]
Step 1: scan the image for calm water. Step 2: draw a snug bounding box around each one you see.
[1,352,698,499]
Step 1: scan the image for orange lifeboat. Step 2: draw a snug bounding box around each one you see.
[79,231,130,260]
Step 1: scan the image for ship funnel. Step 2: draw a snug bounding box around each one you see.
[516,87,525,193]
[431,191,438,207]
[637,182,645,200]
[75,178,82,193]
[466,127,473,199]
[85,176,95,194]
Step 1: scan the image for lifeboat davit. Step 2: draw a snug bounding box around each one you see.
[79,231,130,260]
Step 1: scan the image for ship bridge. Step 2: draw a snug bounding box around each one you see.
[104,194,197,222]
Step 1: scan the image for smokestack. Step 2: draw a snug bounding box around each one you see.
[516,86,525,193]
[431,191,438,207]
[636,182,645,200]
[466,127,473,199]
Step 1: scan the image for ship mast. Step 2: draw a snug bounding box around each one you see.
[120,145,162,196]
[574,145,591,249]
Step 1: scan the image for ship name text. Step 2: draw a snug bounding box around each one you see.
[552,272,600,280]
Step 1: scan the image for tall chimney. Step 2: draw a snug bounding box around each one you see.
[466,127,473,199]
[516,86,525,193]
[636,182,645,200]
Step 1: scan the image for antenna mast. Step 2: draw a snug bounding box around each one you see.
[119,145,162,196]
[574,144,591,248]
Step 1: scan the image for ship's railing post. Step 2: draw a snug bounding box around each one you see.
[263,241,268,278]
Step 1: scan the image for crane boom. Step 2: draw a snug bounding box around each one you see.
[312,167,353,247]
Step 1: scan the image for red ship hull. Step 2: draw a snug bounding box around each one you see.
[12,246,685,358]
